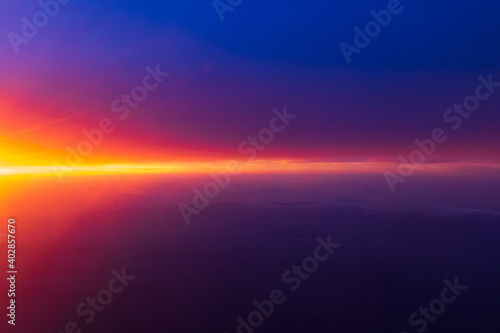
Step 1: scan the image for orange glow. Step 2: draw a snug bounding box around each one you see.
[1,160,499,177]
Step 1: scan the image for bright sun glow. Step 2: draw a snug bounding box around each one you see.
[0,160,498,177]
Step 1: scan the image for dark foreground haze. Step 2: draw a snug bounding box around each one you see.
[2,173,500,333]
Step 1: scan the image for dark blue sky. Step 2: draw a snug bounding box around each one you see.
[97,0,500,71]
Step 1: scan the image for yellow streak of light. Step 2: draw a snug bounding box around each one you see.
[0,161,385,176]
[0,160,498,177]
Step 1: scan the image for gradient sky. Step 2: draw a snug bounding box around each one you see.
[1,0,500,168]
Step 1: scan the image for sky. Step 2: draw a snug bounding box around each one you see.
[2,3,500,332]
[1,0,500,170]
